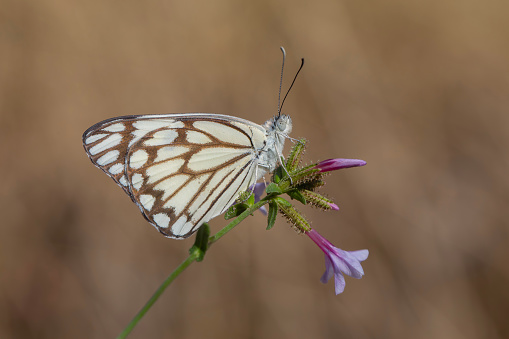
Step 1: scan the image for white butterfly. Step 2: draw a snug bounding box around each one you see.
[82,113,292,239]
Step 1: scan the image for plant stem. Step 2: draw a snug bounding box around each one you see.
[116,254,197,339]
[208,199,269,244]
[116,198,269,338]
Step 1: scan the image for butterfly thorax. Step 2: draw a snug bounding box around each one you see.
[258,114,293,173]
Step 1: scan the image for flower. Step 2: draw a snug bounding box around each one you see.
[328,202,339,211]
[252,182,268,215]
[315,158,367,172]
[306,229,368,294]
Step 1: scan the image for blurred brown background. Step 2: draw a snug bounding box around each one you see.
[1,0,508,338]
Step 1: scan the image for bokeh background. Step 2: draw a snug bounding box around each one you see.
[1,1,508,338]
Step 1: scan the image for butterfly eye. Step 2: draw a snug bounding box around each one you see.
[275,115,292,135]
[276,118,286,131]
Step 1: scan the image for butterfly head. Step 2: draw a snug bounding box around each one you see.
[276,114,292,135]
[266,114,292,137]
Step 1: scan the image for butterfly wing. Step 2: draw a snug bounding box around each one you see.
[83,114,268,239]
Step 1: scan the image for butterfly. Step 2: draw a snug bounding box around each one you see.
[83,47,303,239]
[82,113,293,239]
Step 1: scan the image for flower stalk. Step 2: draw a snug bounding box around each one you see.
[117,198,270,339]
[301,189,339,211]
[116,254,197,339]
[275,197,311,233]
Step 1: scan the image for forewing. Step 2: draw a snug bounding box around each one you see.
[82,116,185,198]
[83,114,267,239]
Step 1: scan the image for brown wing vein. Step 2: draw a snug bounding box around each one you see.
[192,159,256,229]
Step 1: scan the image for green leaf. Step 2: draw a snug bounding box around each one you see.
[273,173,280,183]
[247,192,255,206]
[266,183,283,195]
[287,189,307,205]
[274,196,292,208]
[273,166,283,183]
[266,201,278,230]
[190,223,210,262]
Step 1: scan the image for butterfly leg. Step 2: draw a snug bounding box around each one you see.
[275,147,293,184]
[282,134,299,143]
[235,163,262,204]
[250,164,260,196]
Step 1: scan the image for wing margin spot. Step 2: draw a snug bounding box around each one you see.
[89,134,123,155]
[153,213,171,228]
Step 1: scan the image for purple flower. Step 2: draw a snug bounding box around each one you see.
[252,182,268,215]
[306,229,368,294]
[315,158,366,172]
[328,202,339,211]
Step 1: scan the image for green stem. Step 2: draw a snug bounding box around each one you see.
[208,198,269,244]
[116,198,269,338]
[116,254,197,339]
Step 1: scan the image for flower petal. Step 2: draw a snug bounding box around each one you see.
[330,252,355,277]
[315,158,367,172]
[252,182,267,202]
[350,249,369,262]
[247,182,268,215]
[333,269,346,295]
[320,254,334,284]
[329,202,339,210]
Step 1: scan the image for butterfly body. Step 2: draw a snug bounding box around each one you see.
[83,113,292,239]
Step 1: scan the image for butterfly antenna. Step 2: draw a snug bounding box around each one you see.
[277,46,286,117]
[280,58,304,114]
